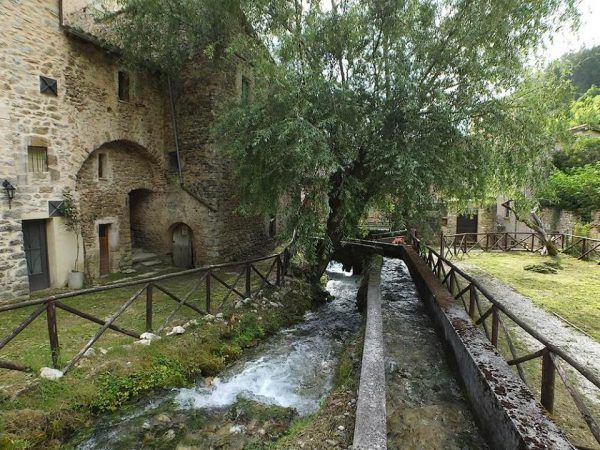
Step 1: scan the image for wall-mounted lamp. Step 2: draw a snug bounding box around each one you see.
[2,180,16,209]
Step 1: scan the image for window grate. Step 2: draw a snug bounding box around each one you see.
[39,75,58,96]
[28,146,48,173]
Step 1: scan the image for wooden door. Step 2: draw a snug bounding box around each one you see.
[22,220,50,291]
[99,224,110,275]
[457,213,478,241]
[172,224,193,268]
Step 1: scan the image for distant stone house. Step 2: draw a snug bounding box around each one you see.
[0,0,276,300]
[441,197,579,238]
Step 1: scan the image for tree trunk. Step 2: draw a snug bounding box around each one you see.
[502,201,558,257]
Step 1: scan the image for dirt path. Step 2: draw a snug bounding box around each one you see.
[456,262,600,404]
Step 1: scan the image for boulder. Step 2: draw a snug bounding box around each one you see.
[140,332,161,341]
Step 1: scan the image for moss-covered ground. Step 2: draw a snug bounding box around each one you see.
[0,261,314,450]
[461,251,600,341]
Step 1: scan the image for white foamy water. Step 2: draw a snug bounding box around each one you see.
[174,262,360,415]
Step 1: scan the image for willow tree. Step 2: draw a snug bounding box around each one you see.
[105,0,576,281]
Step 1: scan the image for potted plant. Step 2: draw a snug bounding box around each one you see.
[62,188,84,289]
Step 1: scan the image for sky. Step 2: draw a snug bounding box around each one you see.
[541,0,600,63]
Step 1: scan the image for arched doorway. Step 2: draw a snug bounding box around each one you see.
[129,188,153,249]
[172,223,194,268]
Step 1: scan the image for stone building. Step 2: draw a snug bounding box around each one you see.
[441,197,579,238]
[0,0,276,300]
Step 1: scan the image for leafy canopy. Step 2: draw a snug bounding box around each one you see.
[105,0,578,265]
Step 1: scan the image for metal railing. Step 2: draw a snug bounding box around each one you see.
[0,240,294,376]
[440,231,600,264]
[408,230,600,445]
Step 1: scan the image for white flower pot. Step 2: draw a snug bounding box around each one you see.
[68,271,84,290]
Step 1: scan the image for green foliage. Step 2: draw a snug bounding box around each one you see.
[97,0,245,74]
[552,45,600,96]
[61,187,82,271]
[568,86,600,128]
[92,356,186,411]
[542,162,600,220]
[106,0,578,272]
[553,136,600,171]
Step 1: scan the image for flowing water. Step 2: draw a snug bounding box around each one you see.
[77,262,362,449]
[381,258,487,449]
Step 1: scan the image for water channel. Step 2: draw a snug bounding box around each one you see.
[77,259,487,449]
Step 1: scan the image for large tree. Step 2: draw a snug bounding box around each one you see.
[104,0,577,281]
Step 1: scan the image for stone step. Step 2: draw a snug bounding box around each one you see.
[131,252,159,264]
[140,259,162,267]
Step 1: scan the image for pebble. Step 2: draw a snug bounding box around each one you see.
[163,429,175,441]
[337,425,345,431]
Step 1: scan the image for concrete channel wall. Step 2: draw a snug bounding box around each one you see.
[397,245,575,450]
[353,259,387,450]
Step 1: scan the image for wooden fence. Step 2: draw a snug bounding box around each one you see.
[409,231,600,445]
[440,231,600,264]
[0,243,293,376]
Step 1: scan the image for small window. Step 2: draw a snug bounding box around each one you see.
[268,215,276,238]
[441,217,448,226]
[504,206,510,218]
[98,153,108,179]
[241,76,250,106]
[168,151,180,172]
[118,71,130,101]
[28,146,48,172]
[39,75,57,96]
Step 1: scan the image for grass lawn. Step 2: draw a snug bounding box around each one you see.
[460,251,600,341]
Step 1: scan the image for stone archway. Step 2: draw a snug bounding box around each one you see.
[171,223,194,268]
[76,140,166,278]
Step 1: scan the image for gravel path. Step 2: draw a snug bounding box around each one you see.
[456,261,600,404]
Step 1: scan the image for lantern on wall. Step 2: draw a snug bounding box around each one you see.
[2,180,16,209]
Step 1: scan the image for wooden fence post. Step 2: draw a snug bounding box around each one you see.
[491,306,499,347]
[46,301,60,368]
[145,284,153,332]
[531,234,535,252]
[541,349,556,413]
[485,233,489,252]
[276,255,282,285]
[468,285,476,319]
[206,270,211,314]
[440,231,445,256]
[582,238,588,260]
[504,232,508,251]
[245,264,251,297]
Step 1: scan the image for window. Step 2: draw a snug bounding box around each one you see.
[98,153,107,179]
[168,151,180,172]
[441,217,448,226]
[268,215,277,238]
[39,75,57,96]
[28,146,48,172]
[241,76,250,106]
[504,206,510,218]
[118,71,130,101]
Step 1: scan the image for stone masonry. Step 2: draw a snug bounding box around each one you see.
[0,0,274,300]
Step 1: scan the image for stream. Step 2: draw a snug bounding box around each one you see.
[77,262,362,449]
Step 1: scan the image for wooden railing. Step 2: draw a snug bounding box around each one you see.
[440,231,600,264]
[0,240,295,376]
[409,231,600,445]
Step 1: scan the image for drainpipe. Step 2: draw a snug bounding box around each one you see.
[58,0,64,27]
[167,75,216,212]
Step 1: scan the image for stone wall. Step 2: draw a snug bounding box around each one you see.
[0,1,275,300]
[0,0,168,298]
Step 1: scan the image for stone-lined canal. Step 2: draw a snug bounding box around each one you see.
[381,258,487,449]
